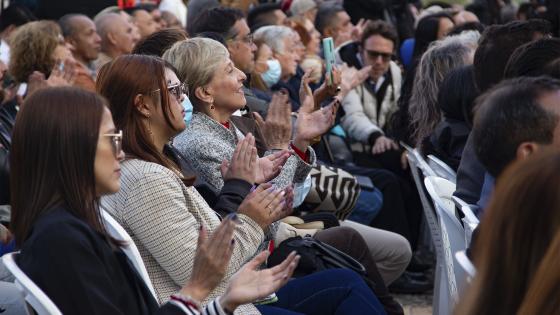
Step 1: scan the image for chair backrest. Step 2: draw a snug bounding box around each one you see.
[452,196,480,246]
[424,176,467,308]
[100,209,158,301]
[455,250,476,279]
[2,252,63,315]
[427,155,457,183]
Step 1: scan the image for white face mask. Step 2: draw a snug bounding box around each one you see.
[261,59,282,88]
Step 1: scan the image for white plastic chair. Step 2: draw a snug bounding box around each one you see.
[100,209,158,301]
[452,196,480,246]
[455,250,476,279]
[403,145,446,315]
[2,252,62,315]
[425,176,467,312]
[427,155,457,183]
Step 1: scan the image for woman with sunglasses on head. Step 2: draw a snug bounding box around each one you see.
[97,54,386,315]
[9,87,299,315]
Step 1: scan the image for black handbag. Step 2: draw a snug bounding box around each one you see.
[267,236,372,286]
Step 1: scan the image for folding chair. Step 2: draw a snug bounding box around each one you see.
[427,155,457,183]
[2,252,62,315]
[425,176,468,313]
[100,209,158,301]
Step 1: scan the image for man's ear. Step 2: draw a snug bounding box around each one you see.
[133,94,151,118]
[517,142,540,160]
[194,86,213,105]
[66,38,78,53]
[107,31,118,46]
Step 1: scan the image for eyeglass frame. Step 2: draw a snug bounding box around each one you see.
[228,33,254,45]
[363,49,395,62]
[102,130,123,158]
[152,82,189,101]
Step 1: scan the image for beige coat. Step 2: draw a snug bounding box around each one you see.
[101,159,264,315]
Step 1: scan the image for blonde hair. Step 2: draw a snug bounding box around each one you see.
[163,37,229,107]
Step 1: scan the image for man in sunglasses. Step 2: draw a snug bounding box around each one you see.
[338,20,402,161]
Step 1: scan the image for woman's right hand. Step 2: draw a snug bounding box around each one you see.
[237,183,290,229]
[178,214,238,302]
[221,133,258,184]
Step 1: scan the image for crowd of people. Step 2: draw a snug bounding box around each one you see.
[0,0,559,314]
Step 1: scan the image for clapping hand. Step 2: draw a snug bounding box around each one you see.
[221,133,290,184]
[238,183,293,229]
[220,251,300,312]
[338,64,371,100]
[221,134,258,184]
[179,214,238,302]
[293,71,340,152]
[253,91,292,150]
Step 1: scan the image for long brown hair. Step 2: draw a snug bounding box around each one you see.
[96,54,188,181]
[10,87,112,246]
[516,230,560,314]
[455,149,560,315]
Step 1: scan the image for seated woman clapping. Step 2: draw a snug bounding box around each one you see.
[9,87,298,315]
[96,54,386,315]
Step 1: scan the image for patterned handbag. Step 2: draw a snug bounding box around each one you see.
[299,164,361,220]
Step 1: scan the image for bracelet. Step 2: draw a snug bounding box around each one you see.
[170,294,201,312]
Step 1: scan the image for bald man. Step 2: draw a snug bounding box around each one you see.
[93,13,138,71]
[59,14,101,70]
[130,9,161,39]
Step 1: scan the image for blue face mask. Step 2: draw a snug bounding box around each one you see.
[261,59,282,88]
[182,97,193,125]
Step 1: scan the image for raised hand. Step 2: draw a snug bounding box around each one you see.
[221,134,258,184]
[179,214,238,302]
[47,59,76,87]
[338,64,372,99]
[220,251,300,312]
[253,90,292,150]
[351,19,367,42]
[237,183,291,229]
[293,96,340,152]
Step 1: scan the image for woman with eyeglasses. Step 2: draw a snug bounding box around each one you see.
[9,87,299,315]
[97,54,386,315]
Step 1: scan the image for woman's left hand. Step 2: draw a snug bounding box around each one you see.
[255,150,290,183]
[219,251,300,312]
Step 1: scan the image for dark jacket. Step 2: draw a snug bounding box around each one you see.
[17,206,184,315]
[423,118,471,171]
[453,133,486,205]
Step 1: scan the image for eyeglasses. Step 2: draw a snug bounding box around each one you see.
[364,50,394,62]
[230,33,254,45]
[154,82,188,101]
[102,130,123,158]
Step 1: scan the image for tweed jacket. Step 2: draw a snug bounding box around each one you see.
[173,112,316,192]
[101,159,264,315]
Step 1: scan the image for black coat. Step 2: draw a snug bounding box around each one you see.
[17,206,185,315]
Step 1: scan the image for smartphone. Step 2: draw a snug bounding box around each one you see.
[322,37,335,86]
